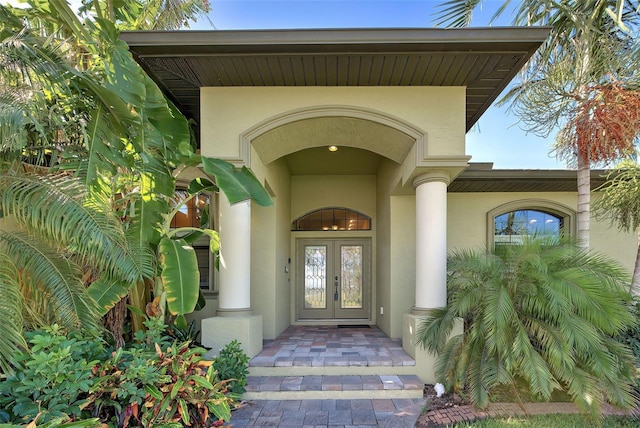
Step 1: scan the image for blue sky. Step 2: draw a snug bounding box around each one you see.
[190,0,565,169]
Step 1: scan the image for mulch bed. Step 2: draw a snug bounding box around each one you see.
[422,384,471,412]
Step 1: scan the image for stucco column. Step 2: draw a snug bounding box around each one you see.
[201,195,262,358]
[412,172,449,313]
[217,196,252,314]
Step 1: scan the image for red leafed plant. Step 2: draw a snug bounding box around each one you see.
[557,79,640,164]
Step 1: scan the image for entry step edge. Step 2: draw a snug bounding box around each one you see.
[242,388,423,400]
[249,355,416,368]
[249,365,418,377]
[245,374,423,394]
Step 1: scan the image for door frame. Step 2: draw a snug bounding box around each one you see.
[295,237,372,321]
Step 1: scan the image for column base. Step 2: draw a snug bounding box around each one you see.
[201,314,263,358]
[402,313,463,384]
[216,307,253,317]
[411,306,444,316]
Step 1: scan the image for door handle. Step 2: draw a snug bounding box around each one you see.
[334,276,339,301]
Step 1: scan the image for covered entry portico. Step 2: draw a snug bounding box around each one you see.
[122,27,548,382]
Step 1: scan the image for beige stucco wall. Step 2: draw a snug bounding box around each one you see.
[238,152,293,340]
[376,190,637,341]
[449,192,637,272]
[194,85,637,346]
[389,195,417,338]
[291,175,377,221]
[375,160,396,337]
[200,86,466,163]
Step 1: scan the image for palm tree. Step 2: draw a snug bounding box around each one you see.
[417,239,638,415]
[434,0,640,249]
[0,0,270,369]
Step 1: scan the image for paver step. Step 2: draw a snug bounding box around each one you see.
[250,353,415,368]
[243,374,424,400]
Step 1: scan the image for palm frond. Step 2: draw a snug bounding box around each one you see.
[0,173,153,285]
[0,230,100,332]
[0,251,26,374]
[432,0,483,28]
[421,240,637,412]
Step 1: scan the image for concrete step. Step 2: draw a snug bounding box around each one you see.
[249,353,416,368]
[248,351,417,377]
[243,374,424,400]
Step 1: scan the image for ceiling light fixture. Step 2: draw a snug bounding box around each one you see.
[328,145,338,152]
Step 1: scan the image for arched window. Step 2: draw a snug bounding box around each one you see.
[292,207,371,231]
[487,200,574,250]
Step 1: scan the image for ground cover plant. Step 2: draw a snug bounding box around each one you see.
[418,239,638,417]
[0,317,248,427]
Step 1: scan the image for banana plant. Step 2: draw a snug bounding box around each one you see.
[0,0,272,349]
[154,162,272,330]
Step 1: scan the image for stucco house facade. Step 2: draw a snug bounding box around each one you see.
[122,28,637,384]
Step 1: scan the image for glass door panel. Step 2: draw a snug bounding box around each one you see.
[304,245,327,309]
[333,240,369,319]
[297,239,370,320]
[340,245,363,309]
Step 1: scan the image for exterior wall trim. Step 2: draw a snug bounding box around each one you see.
[239,105,426,168]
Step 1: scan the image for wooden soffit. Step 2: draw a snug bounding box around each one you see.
[121,27,549,132]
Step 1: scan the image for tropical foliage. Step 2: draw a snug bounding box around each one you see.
[0,0,271,373]
[0,320,237,427]
[417,239,638,416]
[433,0,640,248]
[593,162,640,291]
[212,340,251,395]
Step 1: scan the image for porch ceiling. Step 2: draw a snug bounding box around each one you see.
[283,146,384,175]
[121,27,549,133]
[253,117,414,165]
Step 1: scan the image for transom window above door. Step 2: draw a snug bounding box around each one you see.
[292,207,371,231]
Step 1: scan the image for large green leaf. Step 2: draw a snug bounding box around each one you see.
[158,237,199,317]
[201,157,272,206]
[87,277,131,315]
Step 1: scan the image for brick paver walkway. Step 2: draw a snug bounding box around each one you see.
[417,402,640,427]
[226,397,425,427]
[250,325,415,368]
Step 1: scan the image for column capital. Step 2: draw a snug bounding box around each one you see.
[412,171,450,189]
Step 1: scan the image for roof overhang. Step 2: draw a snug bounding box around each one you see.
[121,27,550,132]
[450,163,609,192]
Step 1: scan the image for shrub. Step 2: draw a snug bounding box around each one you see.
[618,296,640,365]
[0,325,105,425]
[418,239,638,416]
[90,341,232,427]
[0,319,237,427]
[88,317,233,426]
[212,340,250,395]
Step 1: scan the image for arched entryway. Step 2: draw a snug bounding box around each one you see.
[243,106,422,324]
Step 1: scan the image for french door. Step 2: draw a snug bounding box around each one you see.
[296,239,371,320]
